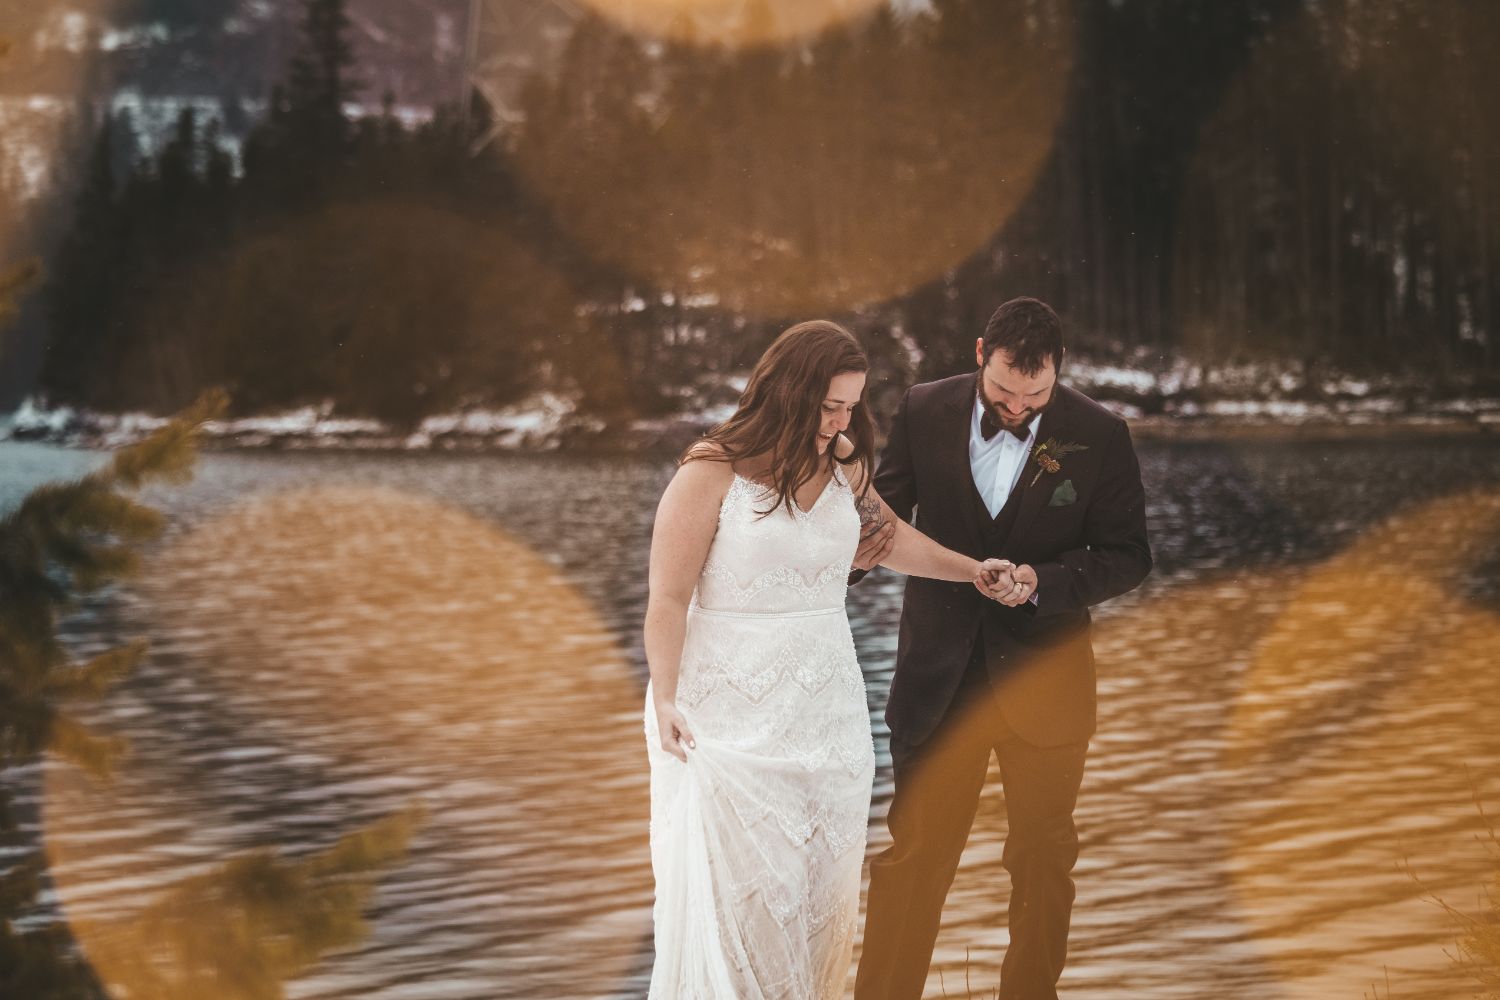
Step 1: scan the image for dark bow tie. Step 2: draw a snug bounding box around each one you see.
[980,410,1031,442]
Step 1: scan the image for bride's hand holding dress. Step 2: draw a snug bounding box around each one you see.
[644,452,728,764]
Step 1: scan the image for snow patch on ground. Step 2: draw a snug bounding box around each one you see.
[408,391,602,450]
[1067,362,1157,395]
[6,356,1499,452]
[1,393,605,452]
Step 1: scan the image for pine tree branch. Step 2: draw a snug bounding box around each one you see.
[73,804,425,1000]
[106,387,230,491]
[45,713,129,782]
[42,639,147,701]
[0,389,229,774]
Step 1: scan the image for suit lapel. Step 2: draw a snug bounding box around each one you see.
[939,377,988,553]
[1002,385,1073,549]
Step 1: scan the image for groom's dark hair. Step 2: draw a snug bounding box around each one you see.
[981,297,1064,377]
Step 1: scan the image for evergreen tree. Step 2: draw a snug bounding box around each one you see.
[238,0,362,212]
[39,111,129,407]
[155,107,203,213]
[283,0,362,194]
[202,118,235,240]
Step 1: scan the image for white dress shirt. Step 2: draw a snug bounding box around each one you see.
[969,392,1040,519]
[969,390,1044,608]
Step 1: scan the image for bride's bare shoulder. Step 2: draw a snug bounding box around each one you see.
[668,440,736,498]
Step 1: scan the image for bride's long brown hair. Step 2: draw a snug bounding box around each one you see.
[684,320,876,517]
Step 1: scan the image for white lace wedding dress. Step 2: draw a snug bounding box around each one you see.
[644,465,876,999]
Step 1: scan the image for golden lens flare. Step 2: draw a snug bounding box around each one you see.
[512,0,1072,318]
[43,485,651,999]
[1226,489,1500,998]
[575,0,888,48]
[0,2,107,276]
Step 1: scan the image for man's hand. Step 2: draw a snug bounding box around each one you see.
[975,558,1015,599]
[995,562,1038,606]
[853,517,896,571]
[975,560,1038,606]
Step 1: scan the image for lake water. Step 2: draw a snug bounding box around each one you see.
[3,435,1500,1000]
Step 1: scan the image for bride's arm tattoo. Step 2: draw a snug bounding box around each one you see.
[855,495,883,535]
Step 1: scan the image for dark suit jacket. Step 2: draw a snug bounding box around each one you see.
[863,373,1152,749]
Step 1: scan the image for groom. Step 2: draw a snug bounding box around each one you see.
[851,297,1152,1000]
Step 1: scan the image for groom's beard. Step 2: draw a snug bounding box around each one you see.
[980,386,1055,432]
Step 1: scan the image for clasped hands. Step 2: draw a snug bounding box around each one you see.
[974,558,1037,606]
[853,514,1035,606]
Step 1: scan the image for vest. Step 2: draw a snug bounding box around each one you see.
[957,457,1035,686]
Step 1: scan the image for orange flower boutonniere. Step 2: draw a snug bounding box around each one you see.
[1029,438,1088,488]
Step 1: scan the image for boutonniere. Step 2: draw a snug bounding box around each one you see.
[1029,437,1088,488]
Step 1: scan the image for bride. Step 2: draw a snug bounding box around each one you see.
[644,320,1003,999]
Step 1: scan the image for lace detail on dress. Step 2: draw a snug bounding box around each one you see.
[692,468,856,616]
[644,460,875,1000]
[696,560,854,611]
